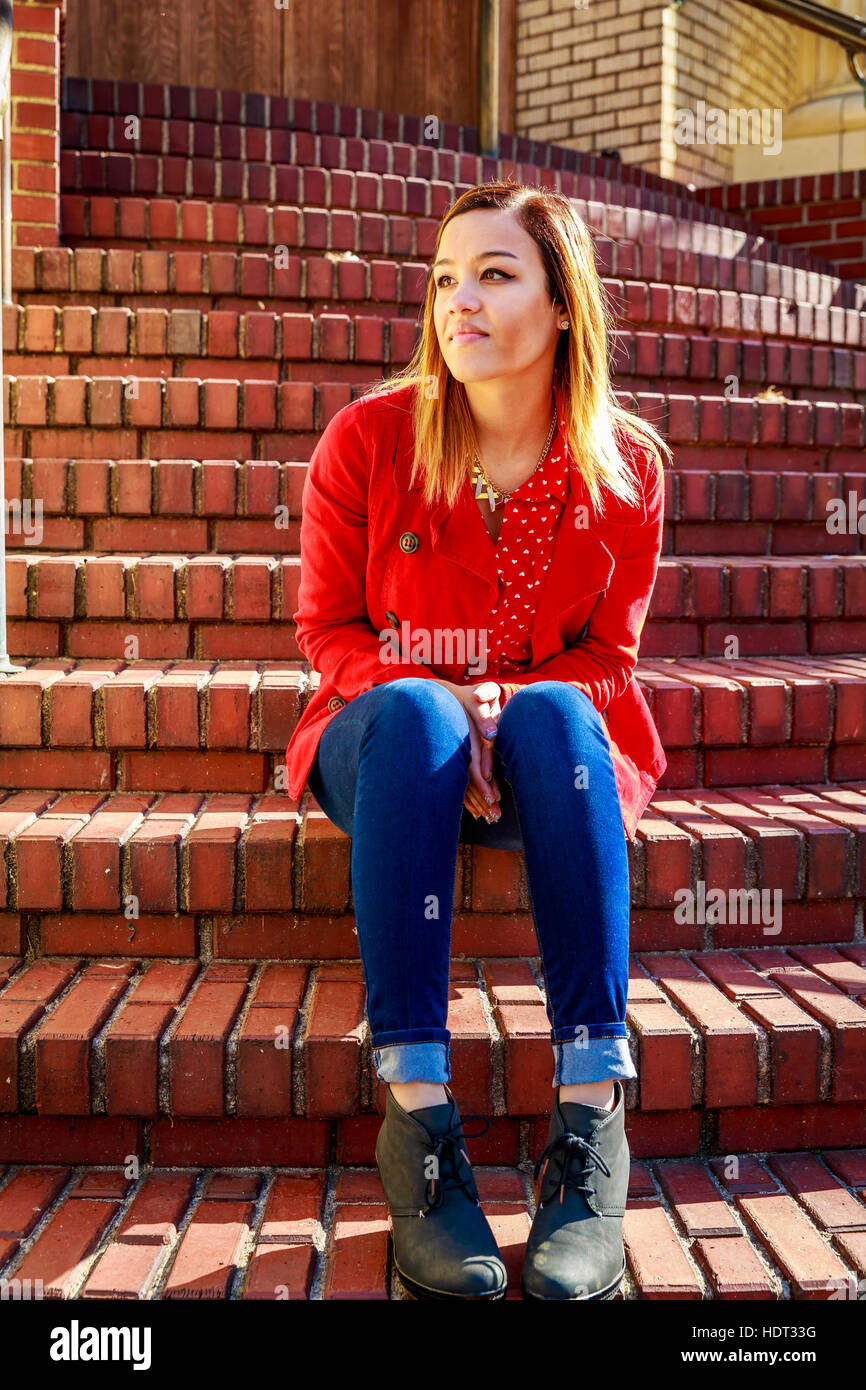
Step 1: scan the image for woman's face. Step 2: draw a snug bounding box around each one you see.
[432,207,563,388]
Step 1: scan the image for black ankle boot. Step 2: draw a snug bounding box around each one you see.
[521,1081,629,1301]
[375,1084,507,1300]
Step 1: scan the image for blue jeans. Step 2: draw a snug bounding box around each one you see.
[307,678,636,1089]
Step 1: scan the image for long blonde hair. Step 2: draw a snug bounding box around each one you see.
[362,179,672,515]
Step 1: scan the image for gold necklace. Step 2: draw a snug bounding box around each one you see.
[470,405,557,512]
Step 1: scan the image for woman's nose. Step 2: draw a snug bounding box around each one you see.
[448,301,483,325]
[447,283,483,312]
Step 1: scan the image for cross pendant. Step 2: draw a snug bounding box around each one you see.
[475,475,497,511]
[475,472,500,511]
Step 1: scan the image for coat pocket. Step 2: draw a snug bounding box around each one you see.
[557,589,607,647]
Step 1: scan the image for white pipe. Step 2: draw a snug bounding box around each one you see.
[0,47,24,673]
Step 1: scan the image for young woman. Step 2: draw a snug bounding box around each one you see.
[284,180,671,1301]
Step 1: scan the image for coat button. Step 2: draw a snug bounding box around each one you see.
[327,695,346,713]
[385,611,400,629]
[399,532,419,553]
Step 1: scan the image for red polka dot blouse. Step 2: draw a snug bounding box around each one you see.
[479,412,571,679]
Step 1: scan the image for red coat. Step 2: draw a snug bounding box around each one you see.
[285,382,667,841]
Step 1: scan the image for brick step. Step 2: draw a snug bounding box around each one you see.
[57,194,845,286]
[60,74,811,253]
[5,461,865,558]
[1,775,865,944]
[704,177,866,284]
[4,305,865,401]
[4,456,305,554]
[14,244,866,318]
[57,109,763,236]
[53,145,832,268]
[0,947,865,1125]
[58,192,836,279]
[54,103,864,292]
[4,550,301,659]
[59,73,693,199]
[58,146,766,237]
[2,1150,865,1298]
[644,656,866,781]
[53,151,866,303]
[4,550,866,660]
[0,656,864,783]
[4,374,865,464]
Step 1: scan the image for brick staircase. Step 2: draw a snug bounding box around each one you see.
[1,75,865,1300]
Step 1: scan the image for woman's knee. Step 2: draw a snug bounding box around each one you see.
[497,680,601,734]
[365,677,470,745]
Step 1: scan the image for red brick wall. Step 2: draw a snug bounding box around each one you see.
[703,171,866,282]
[10,0,64,247]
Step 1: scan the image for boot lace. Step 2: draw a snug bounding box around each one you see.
[533,1131,611,1209]
[424,1114,490,1213]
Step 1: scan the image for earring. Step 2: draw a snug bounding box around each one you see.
[560,320,569,329]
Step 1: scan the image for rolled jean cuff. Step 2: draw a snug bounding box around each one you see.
[373,1041,451,1084]
[552,1032,637,1086]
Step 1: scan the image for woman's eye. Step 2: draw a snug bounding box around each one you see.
[435,268,512,288]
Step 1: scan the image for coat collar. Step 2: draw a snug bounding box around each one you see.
[390,385,646,645]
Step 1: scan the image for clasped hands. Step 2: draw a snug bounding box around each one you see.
[430,677,503,823]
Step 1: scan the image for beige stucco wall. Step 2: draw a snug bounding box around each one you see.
[514,0,665,169]
[733,0,866,179]
[514,0,865,184]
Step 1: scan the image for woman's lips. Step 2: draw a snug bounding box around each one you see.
[451,330,488,345]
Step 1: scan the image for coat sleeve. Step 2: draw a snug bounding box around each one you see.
[292,397,440,698]
[495,439,665,714]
